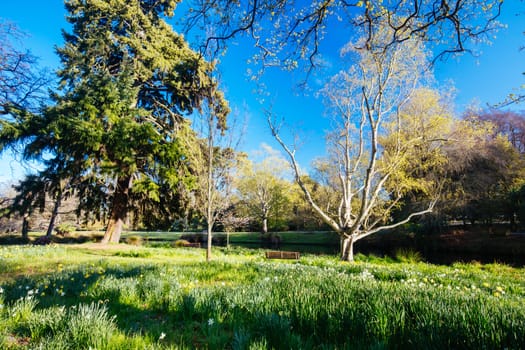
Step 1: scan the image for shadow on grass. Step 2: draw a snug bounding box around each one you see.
[0,264,206,347]
[0,233,103,246]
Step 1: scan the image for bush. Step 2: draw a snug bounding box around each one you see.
[395,248,423,263]
[55,224,76,237]
[125,235,144,246]
[173,239,191,247]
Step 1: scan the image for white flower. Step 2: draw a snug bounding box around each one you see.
[208,318,215,326]
[159,332,166,340]
[0,287,3,293]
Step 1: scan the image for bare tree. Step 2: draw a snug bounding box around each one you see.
[270,22,446,261]
[188,93,243,262]
[0,20,51,115]
[182,0,502,76]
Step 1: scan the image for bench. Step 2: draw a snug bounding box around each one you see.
[265,251,300,260]
[184,242,201,248]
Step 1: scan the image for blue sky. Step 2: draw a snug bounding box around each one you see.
[1,1,524,184]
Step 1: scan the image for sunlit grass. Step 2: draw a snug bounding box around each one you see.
[0,243,523,349]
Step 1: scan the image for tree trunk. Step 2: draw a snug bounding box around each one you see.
[262,215,268,234]
[101,176,131,244]
[46,193,63,237]
[341,236,355,262]
[206,226,212,262]
[21,214,29,239]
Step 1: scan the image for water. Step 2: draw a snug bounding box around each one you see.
[229,242,525,266]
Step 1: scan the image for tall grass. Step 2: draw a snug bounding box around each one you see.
[0,244,523,349]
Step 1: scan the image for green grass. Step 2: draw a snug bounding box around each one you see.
[0,243,523,349]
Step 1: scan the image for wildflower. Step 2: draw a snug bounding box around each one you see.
[208,318,215,326]
[0,287,3,293]
[159,332,166,340]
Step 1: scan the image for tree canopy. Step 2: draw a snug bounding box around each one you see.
[0,0,229,243]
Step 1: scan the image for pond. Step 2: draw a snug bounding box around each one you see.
[229,242,525,267]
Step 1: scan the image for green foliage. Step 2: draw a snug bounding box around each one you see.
[395,248,423,264]
[173,239,191,247]
[124,235,143,246]
[55,224,75,236]
[1,0,230,242]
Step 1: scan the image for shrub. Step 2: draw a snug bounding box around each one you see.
[55,224,76,237]
[173,239,191,247]
[125,235,143,246]
[395,248,423,263]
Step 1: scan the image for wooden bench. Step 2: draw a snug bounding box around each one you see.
[265,251,300,260]
[184,242,201,248]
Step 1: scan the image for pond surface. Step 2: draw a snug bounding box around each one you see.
[230,242,525,267]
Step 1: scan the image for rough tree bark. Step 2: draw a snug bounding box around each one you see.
[101,176,132,244]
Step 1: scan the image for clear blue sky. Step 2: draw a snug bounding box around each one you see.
[1,1,524,184]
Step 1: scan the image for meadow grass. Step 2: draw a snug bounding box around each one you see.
[0,243,523,349]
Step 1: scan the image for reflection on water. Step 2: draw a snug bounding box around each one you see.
[231,242,525,267]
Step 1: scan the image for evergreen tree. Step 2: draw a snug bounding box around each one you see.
[57,0,228,243]
[1,0,228,242]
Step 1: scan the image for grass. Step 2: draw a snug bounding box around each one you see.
[0,243,523,349]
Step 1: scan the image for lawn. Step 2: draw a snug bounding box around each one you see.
[0,242,523,349]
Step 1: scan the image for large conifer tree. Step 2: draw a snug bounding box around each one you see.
[55,0,228,243]
[0,0,228,242]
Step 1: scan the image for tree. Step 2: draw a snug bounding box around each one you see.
[472,109,525,154]
[183,0,502,75]
[271,22,448,261]
[0,20,50,115]
[187,99,239,261]
[1,0,228,244]
[440,115,525,227]
[236,145,294,234]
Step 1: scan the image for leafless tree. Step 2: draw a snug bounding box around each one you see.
[0,20,51,116]
[270,22,446,261]
[182,0,503,76]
